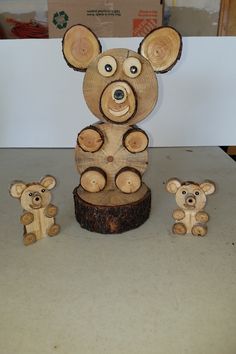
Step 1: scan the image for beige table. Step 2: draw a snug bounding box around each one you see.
[0,147,236,354]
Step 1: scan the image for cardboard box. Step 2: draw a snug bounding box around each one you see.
[48,0,163,38]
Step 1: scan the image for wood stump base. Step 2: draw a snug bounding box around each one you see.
[73,184,151,234]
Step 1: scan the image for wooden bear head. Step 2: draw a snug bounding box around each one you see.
[62,25,182,125]
[10,175,56,212]
[166,178,216,211]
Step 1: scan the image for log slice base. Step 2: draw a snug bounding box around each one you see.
[73,184,151,234]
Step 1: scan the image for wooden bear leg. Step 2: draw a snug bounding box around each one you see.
[47,224,60,237]
[191,224,207,237]
[172,222,187,235]
[23,232,37,246]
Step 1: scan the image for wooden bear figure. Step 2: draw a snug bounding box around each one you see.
[10,175,60,245]
[166,178,216,236]
[62,24,182,233]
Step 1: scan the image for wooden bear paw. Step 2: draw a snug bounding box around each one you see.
[191,224,207,237]
[45,204,58,218]
[47,224,60,237]
[20,212,34,225]
[23,233,37,246]
[172,222,187,235]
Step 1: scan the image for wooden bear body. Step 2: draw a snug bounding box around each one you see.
[62,25,182,233]
[10,176,60,245]
[166,178,216,236]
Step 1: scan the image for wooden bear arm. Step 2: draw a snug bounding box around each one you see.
[195,211,209,223]
[172,209,185,221]
[20,212,34,225]
[45,204,58,218]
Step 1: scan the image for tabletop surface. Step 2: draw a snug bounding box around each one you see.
[0,147,236,354]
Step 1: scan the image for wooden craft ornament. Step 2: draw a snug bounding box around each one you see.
[62,24,182,233]
[10,175,60,245]
[166,178,216,236]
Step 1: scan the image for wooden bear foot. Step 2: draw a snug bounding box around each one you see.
[23,233,37,246]
[73,184,151,234]
[172,222,187,235]
[47,224,60,237]
[191,224,207,237]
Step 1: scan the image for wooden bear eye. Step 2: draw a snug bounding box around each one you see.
[41,189,46,193]
[182,190,186,195]
[98,56,117,77]
[195,191,199,195]
[29,192,33,196]
[123,57,142,78]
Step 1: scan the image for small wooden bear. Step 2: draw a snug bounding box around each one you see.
[166,178,216,236]
[10,175,60,245]
[62,24,182,233]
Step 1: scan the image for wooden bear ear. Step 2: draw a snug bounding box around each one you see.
[200,180,216,195]
[62,24,102,71]
[9,181,27,198]
[40,175,57,190]
[166,178,182,194]
[138,26,182,73]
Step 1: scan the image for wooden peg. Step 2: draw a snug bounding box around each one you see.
[9,175,60,245]
[166,178,216,236]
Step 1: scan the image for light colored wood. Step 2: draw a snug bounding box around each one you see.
[9,175,60,245]
[75,123,148,192]
[166,178,215,236]
[123,128,149,153]
[138,27,182,73]
[100,81,137,123]
[115,167,141,193]
[62,24,101,71]
[80,168,106,192]
[83,48,158,125]
[77,126,104,152]
[76,182,149,207]
[97,55,117,77]
[123,57,142,78]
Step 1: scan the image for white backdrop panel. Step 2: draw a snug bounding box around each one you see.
[0,37,236,147]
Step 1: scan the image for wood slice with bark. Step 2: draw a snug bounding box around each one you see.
[73,183,151,233]
[75,123,148,191]
[138,26,182,73]
[123,127,149,153]
[115,167,141,193]
[80,167,107,192]
[77,126,104,152]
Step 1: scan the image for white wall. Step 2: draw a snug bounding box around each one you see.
[0,36,236,147]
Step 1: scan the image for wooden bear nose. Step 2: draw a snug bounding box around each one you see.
[113,89,125,101]
[186,195,196,205]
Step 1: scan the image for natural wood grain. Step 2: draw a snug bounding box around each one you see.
[166,178,215,236]
[138,26,182,73]
[62,24,102,71]
[77,126,104,152]
[115,167,141,193]
[123,127,149,153]
[83,48,158,125]
[80,167,106,192]
[75,123,148,191]
[10,176,60,245]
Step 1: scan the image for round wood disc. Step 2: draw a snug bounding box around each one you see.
[75,123,148,191]
[80,168,106,192]
[123,128,149,153]
[139,26,182,73]
[115,168,141,193]
[73,183,151,233]
[77,126,104,152]
[62,24,101,71]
